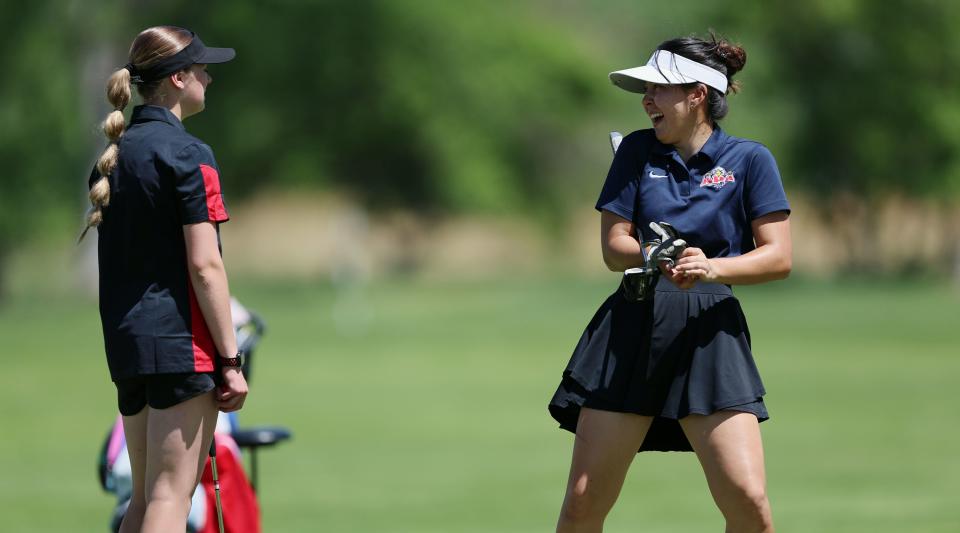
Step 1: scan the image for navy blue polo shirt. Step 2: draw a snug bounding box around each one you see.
[89,105,230,381]
[596,128,790,258]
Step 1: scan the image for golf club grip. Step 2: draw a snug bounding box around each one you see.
[609,131,623,155]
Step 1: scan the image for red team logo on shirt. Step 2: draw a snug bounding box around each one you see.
[700,167,736,189]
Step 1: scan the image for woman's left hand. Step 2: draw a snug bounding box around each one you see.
[218,367,249,412]
[670,247,718,287]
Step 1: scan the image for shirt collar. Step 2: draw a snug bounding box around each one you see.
[130,105,185,131]
[697,126,727,163]
[650,126,727,163]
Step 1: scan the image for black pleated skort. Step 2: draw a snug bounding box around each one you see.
[548,277,768,452]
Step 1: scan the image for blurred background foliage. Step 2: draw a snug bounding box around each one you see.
[1,0,959,292]
[2,3,959,531]
[714,0,960,197]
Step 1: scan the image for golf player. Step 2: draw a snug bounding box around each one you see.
[81,26,248,532]
[549,33,792,532]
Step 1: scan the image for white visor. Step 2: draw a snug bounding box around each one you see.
[609,50,728,94]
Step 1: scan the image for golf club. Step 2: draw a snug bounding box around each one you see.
[209,440,225,533]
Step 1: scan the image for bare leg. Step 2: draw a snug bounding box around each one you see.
[118,407,148,533]
[140,391,218,533]
[556,408,654,533]
[680,411,774,533]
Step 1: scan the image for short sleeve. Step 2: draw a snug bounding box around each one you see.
[171,143,230,225]
[745,145,790,220]
[595,132,644,222]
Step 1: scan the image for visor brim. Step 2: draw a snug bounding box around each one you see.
[609,66,696,94]
[197,47,236,65]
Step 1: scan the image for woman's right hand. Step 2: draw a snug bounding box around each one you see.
[218,367,248,412]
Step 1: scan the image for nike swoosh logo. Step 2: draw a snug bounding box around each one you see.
[648,171,668,179]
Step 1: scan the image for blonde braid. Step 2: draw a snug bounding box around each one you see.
[80,67,131,242]
[79,26,192,242]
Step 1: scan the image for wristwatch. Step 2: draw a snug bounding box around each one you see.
[220,351,243,368]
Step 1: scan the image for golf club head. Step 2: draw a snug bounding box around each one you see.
[621,266,659,302]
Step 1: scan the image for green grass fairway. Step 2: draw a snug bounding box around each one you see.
[1,277,958,531]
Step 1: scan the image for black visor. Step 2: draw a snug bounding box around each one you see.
[126,32,235,83]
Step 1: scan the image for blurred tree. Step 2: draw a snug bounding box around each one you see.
[0,0,105,296]
[717,0,960,197]
[0,0,603,294]
[123,0,601,214]
[713,0,960,272]
[1,0,959,292]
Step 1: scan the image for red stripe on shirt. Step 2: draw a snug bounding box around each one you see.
[199,164,229,222]
[187,275,216,372]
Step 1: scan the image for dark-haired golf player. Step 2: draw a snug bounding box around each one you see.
[549,33,791,532]
[81,26,247,533]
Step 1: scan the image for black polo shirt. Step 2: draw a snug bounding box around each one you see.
[596,127,790,258]
[90,105,230,381]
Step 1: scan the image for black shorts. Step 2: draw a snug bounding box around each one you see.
[114,372,221,416]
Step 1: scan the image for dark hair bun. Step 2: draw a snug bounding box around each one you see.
[714,39,746,76]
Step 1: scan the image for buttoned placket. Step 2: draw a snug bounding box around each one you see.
[668,153,693,197]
